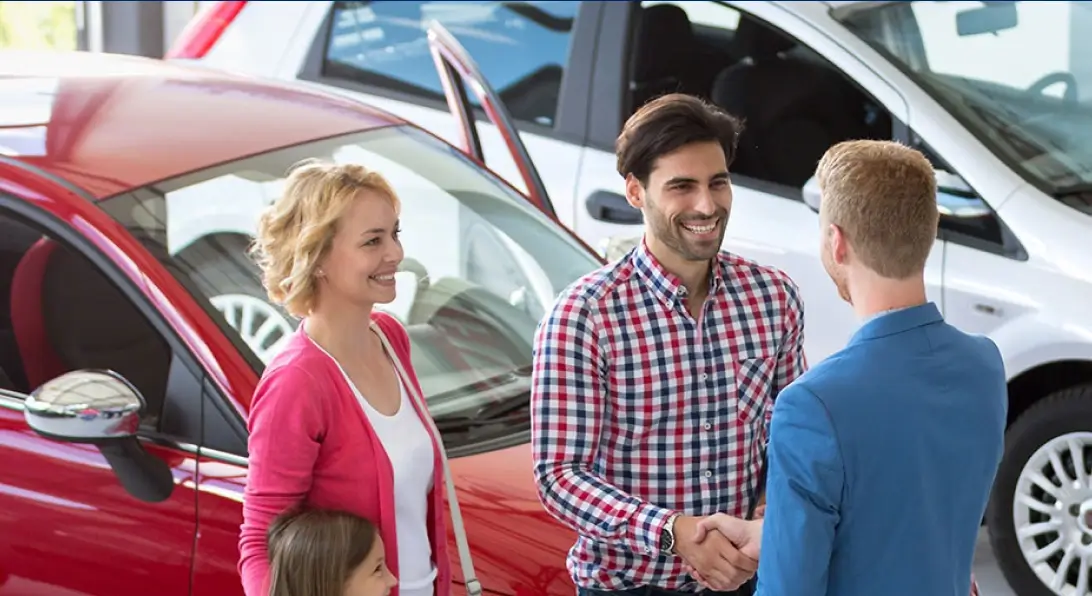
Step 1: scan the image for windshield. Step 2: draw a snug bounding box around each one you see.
[837,1,1092,202]
[97,125,600,450]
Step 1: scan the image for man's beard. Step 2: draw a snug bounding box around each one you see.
[646,202,728,262]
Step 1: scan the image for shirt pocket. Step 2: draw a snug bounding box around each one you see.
[733,355,777,429]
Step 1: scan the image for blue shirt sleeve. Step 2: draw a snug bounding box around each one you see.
[755,383,845,596]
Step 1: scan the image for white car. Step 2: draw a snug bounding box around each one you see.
[172,2,1092,595]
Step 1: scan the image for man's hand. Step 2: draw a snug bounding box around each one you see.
[673,515,758,592]
[695,513,763,560]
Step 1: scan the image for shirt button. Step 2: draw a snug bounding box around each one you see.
[700,372,709,382]
[703,421,712,431]
[704,470,713,478]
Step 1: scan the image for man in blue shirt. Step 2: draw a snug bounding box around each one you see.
[693,140,1005,596]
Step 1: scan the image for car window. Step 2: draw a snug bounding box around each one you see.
[321,0,580,129]
[97,125,601,454]
[630,1,893,190]
[0,208,172,432]
[837,1,1092,203]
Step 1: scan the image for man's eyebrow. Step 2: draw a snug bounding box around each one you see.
[664,176,698,185]
[664,172,729,185]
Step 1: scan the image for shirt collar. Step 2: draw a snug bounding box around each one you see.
[631,238,728,310]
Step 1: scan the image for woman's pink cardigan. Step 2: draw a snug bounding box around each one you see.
[238,311,451,596]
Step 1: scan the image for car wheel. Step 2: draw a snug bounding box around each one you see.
[181,234,294,364]
[987,386,1092,596]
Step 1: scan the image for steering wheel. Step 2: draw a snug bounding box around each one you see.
[1026,71,1079,104]
[398,257,430,293]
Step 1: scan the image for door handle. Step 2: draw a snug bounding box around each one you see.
[585,191,642,224]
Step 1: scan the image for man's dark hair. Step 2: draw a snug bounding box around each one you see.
[615,93,743,184]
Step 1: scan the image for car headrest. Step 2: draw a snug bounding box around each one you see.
[633,4,694,84]
[732,18,795,61]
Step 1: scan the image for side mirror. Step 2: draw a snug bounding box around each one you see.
[25,369,143,442]
[803,176,822,213]
[936,169,974,196]
[24,370,174,503]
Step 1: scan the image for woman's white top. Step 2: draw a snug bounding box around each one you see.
[314,342,438,596]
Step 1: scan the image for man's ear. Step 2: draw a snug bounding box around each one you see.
[624,174,644,209]
[830,223,850,265]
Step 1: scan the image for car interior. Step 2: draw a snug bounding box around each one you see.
[629,3,893,189]
[0,213,171,428]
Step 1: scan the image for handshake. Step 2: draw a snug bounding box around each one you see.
[673,510,765,592]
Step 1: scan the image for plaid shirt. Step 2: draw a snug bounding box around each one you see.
[531,240,807,591]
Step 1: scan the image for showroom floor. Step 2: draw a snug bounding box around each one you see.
[975,528,1014,596]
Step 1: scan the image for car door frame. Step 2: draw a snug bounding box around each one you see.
[296,0,602,150]
[587,1,913,200]
[0,166,224,595]
[0,166,232,450]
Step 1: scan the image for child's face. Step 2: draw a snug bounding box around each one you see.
[344,536,398,596]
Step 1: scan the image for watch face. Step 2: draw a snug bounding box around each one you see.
[660,528,674,552]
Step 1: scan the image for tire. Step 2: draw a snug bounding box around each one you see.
[987,385,1092,596]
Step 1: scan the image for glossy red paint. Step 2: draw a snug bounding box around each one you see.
[0,52,582,596]
[188,444,576,596]
[0,404,197,596]
[0,50,402,199]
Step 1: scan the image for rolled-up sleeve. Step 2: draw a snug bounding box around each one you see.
[756,384,844,596]
[530,293,672,554]
[238,364,326,596]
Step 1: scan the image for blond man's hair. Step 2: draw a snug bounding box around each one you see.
[816,140,939,279]
[250,160,400,317]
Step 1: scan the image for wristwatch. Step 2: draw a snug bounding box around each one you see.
[659,513,680,554]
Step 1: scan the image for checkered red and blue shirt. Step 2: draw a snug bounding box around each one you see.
[531,240,807,591]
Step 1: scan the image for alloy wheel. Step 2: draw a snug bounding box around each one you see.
[1014,431,1092,595]
[210,293,294,364]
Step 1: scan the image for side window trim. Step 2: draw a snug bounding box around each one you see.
[0,192,247,445]
[297,1,599,147]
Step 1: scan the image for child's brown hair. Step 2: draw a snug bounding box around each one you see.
[268,508,379,596]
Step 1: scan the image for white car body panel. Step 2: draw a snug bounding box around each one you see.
[181,0,1092,378]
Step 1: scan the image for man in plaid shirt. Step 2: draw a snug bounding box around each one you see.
[530,93,806,595]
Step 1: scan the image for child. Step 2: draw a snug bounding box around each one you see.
[268,508,399,596]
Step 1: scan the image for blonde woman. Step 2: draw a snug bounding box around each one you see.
[238,161,451,596]
[268,508,398,596]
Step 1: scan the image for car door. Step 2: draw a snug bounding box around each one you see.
[0,192,199,596]
[572,0,946,364]
[294,0,599,230]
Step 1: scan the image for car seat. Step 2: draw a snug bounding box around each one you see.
[711,20,871,187]
[11,238,170,422]
[631,4,696,109]
[11,238,66,390]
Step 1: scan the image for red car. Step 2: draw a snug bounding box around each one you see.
[0,27,596,596]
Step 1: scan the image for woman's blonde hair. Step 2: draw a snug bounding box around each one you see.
[268,508,380,596]
[250,160,400,317]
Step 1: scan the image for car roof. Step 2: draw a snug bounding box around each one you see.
[0,51,406,199]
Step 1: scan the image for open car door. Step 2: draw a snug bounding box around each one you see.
[426,21,556,220]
